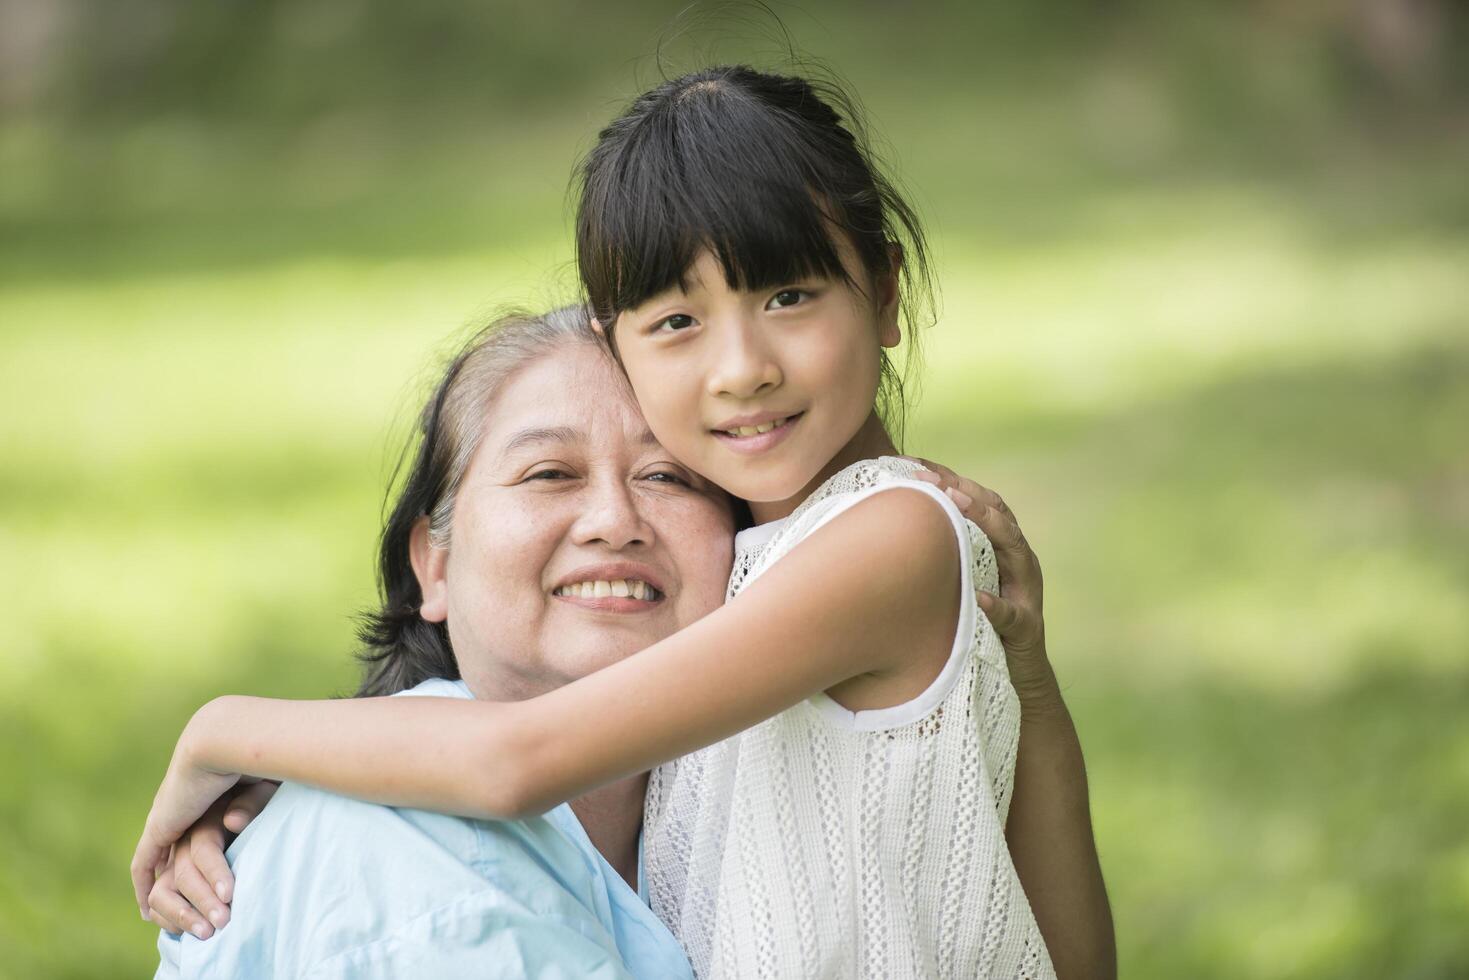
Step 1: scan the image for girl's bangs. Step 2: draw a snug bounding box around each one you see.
[584,95,858,319]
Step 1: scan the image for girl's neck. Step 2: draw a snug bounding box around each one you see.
[749,409,896,525]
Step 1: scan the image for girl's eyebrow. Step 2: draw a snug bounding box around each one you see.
[498,426,583,459]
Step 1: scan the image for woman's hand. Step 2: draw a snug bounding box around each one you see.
[146,781,278,937]
[910,457,1116,978]
[905,457,1060,709]
[132,705,246,917]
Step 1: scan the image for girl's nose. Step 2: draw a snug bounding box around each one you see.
[706,320,782,399]
[572,479,654,550]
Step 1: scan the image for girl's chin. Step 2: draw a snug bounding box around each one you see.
[714,468,821,511]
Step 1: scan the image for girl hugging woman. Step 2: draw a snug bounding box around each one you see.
[135,64,1113,980]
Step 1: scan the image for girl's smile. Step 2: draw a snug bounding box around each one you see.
[615,243,901,520]
[709,410,803,454]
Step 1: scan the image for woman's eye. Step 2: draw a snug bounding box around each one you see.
[644,470,691,487]
[655,313,696,332]
[525,468,572,481]
[766,289,809,310]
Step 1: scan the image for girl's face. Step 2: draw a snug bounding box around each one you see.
[412,344,736,701]
[614,235,900,519]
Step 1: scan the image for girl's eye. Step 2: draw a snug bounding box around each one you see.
[655,313,696,333]
[766,289,809,310]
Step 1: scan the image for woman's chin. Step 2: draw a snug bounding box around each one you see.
[556,641,661,680]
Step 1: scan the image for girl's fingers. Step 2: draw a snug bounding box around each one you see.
[222,780,278,835]
[131,836,169,917]
[148,869,214,940]
[149,908,180,936]
[147,865,182,934]
[189,829,237,906]
[174,846,230,930]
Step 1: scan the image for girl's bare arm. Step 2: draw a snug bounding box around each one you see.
[134,486,962,911]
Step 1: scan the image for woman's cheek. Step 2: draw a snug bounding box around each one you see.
[667,501,736,606]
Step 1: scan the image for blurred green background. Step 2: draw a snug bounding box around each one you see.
[2,1,1465,976]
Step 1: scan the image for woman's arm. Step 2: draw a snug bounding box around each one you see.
[135,486,962,911]
[909,459,1116,980]
[1008,687,1115,980]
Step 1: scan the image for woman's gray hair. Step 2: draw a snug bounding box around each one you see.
[355,303,602,697]
[423,304,602,549]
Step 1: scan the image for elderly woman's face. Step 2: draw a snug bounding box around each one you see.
[415,344,736,700]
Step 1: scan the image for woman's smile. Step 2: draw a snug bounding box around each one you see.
[550,561,668,612]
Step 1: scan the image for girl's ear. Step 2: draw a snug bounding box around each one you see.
[409,516,450,623]
[588,314,605,337]
[876,242,904,349]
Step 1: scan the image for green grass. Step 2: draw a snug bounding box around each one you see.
[3,18,1467,975]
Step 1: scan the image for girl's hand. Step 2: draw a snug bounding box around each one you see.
[131,714,244,918]
[146,781,278,937]
[905,457,1060,708]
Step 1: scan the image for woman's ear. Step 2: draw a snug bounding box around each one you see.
[876,242,904,349]
[588,313,606,337]
[409,516,449,623]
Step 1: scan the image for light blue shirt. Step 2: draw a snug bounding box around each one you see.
[155,678,693,980]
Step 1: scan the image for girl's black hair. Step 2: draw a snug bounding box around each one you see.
[575,64,934,442]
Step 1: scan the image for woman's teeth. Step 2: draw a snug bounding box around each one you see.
[554,579,661,600]
[723,416,791,437]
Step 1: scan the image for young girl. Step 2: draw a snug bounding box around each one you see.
[135,66,1106,978]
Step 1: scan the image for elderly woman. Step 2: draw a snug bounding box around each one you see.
[144,306,1111,978]
[152,306,736,977]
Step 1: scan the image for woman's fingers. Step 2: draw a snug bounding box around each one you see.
[905,457,1016,521]
[977,589,1022,633]
[148,866,214,940]
[174,844,230,930]
[222,780,278,835]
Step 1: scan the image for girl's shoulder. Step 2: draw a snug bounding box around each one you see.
[735,456,973,589]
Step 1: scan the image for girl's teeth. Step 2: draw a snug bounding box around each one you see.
[731,418,783,436]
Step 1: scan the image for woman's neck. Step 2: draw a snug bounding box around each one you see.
[466,675,648,887]
[749,409,896,525]
[569,773,649,889]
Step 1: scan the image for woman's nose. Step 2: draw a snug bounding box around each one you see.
[705,320,782,399]
[572,480,654,550]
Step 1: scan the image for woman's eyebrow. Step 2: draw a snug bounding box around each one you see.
[498,426,583,459]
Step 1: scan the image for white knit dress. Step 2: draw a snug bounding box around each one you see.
[643,457,1055,979]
